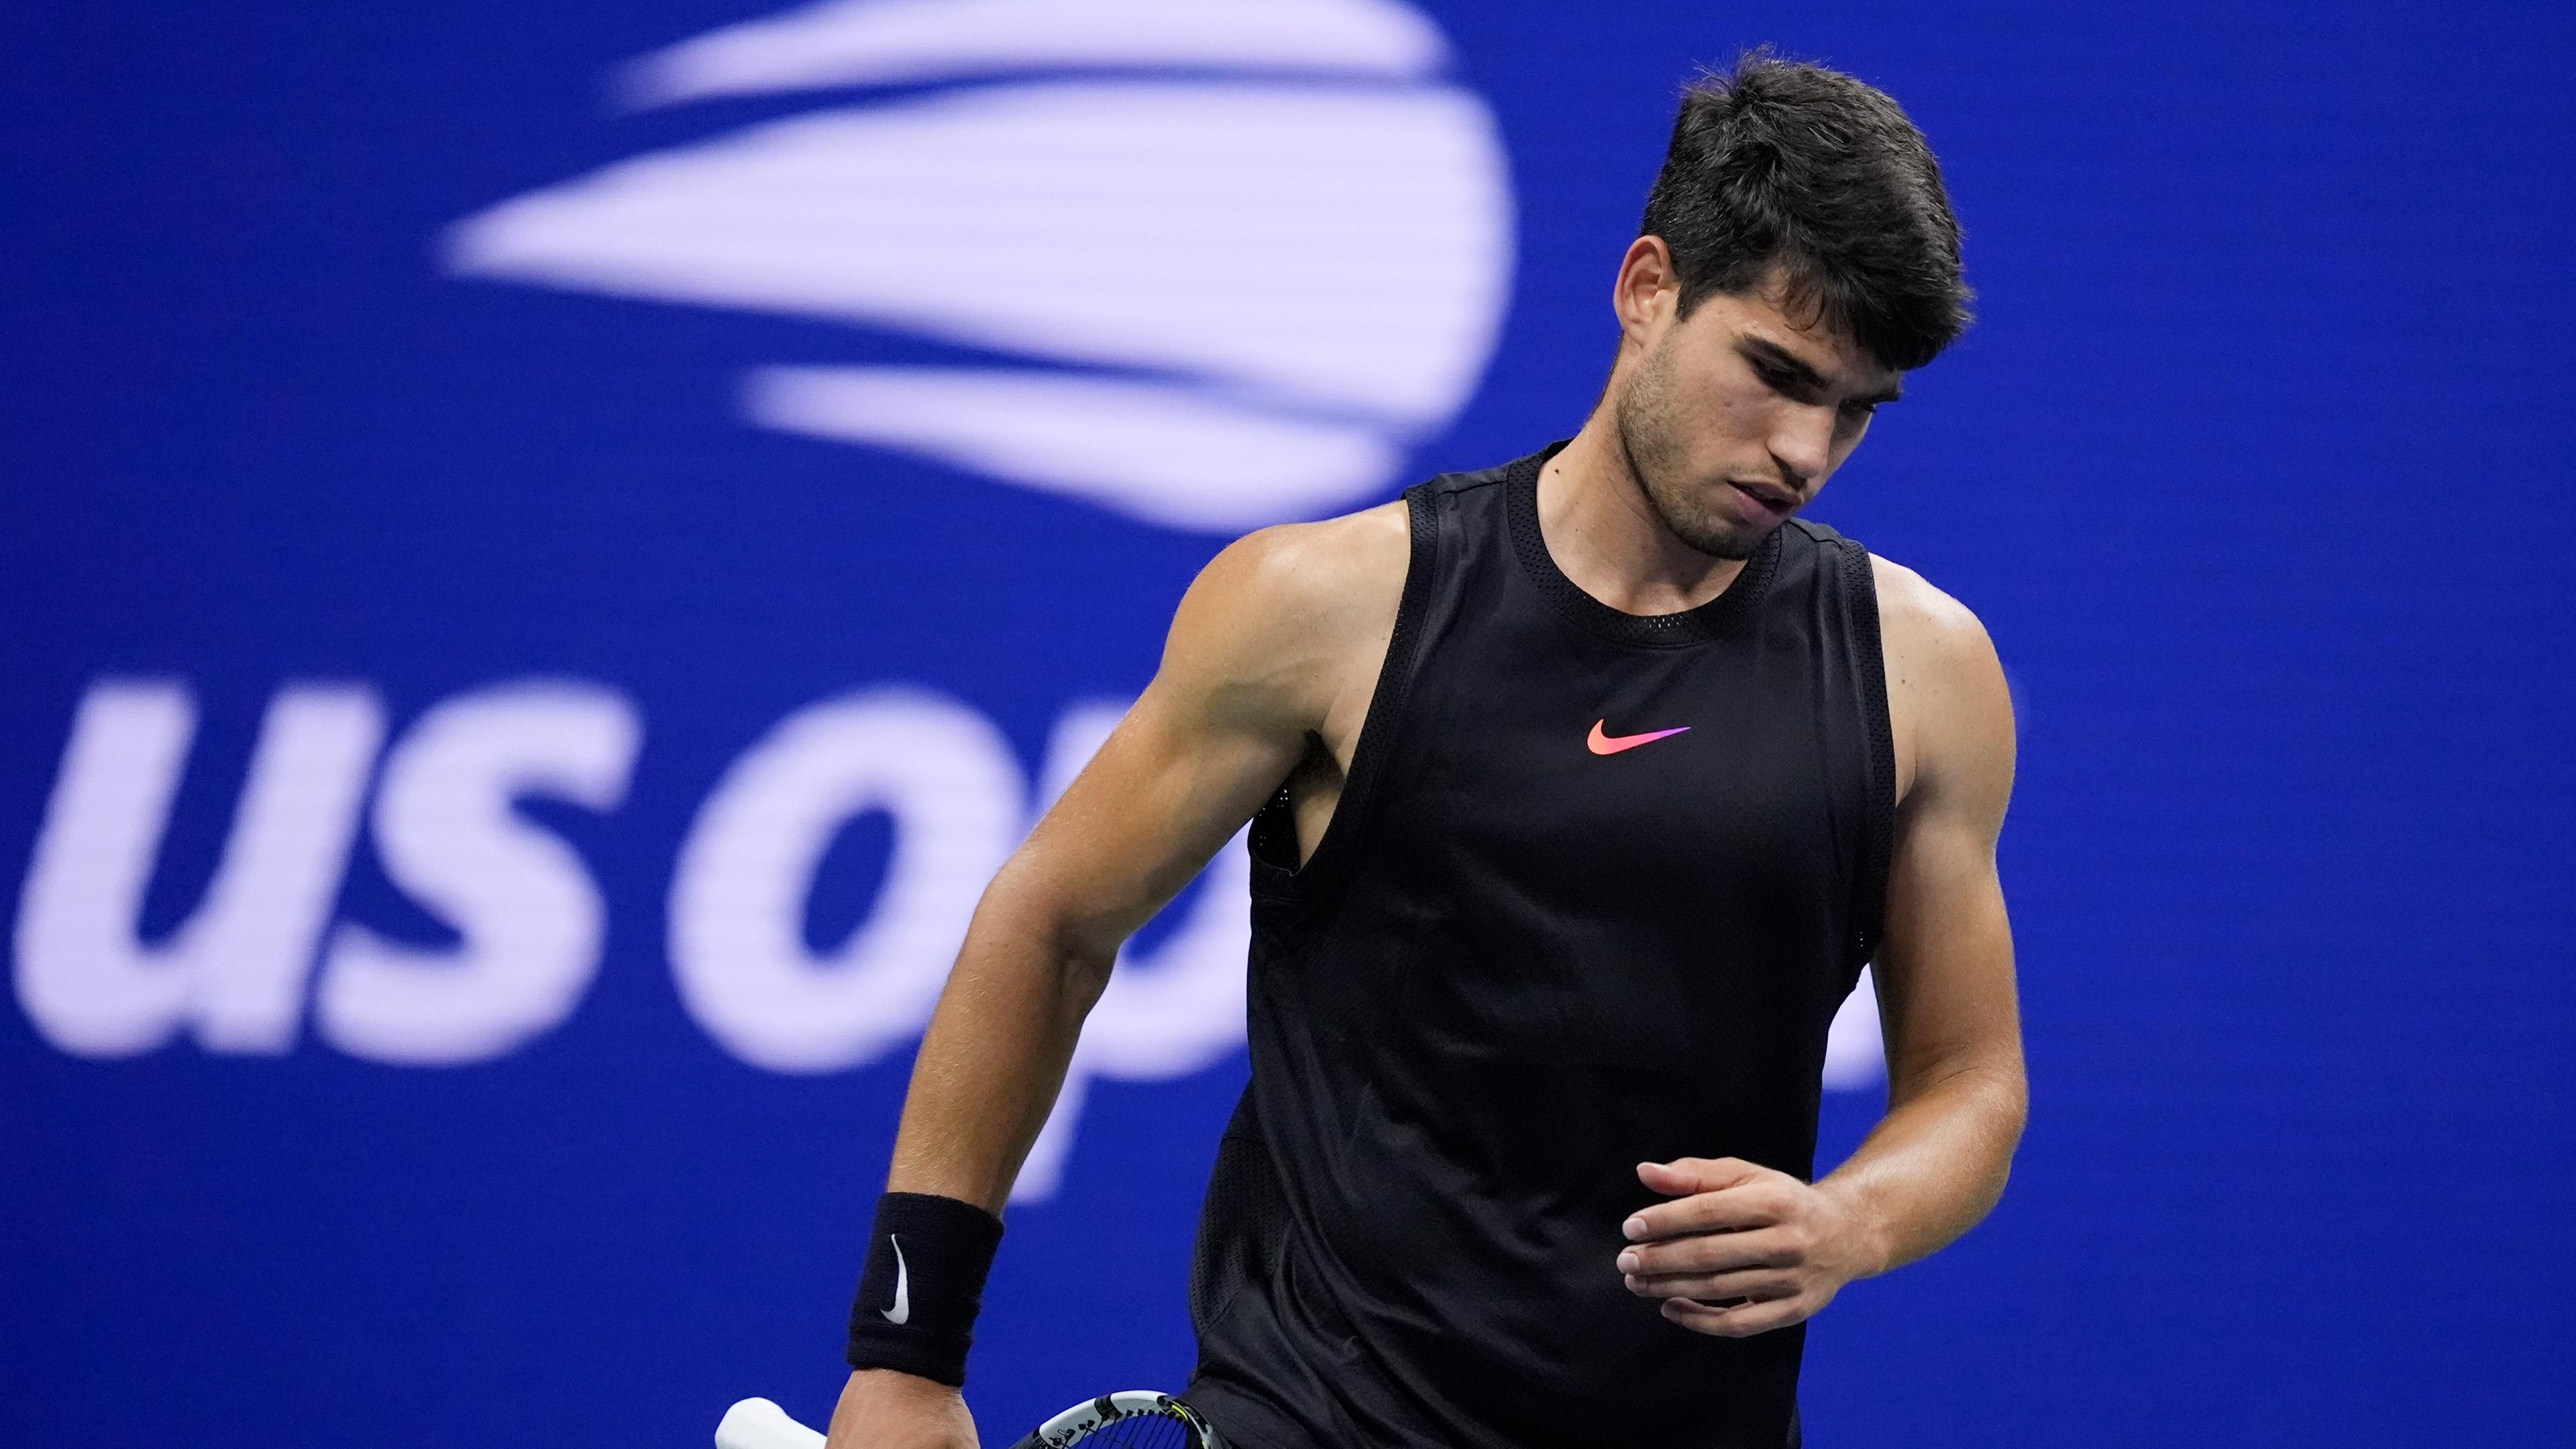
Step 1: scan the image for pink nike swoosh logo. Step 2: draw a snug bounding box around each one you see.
[1587,719,1691,755]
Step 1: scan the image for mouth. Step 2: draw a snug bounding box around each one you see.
[1727,480,1797,518]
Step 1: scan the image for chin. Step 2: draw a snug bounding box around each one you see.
[1676,523,1764,561]
[1630,458,1781,561]
[1656,497,1770,561]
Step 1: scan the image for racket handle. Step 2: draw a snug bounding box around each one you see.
[716,1397,826,1449]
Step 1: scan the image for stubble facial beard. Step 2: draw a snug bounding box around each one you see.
[1611,331,1766,562]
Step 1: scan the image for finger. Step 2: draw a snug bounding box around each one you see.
[1616,1225,1804,1278]
[1659,1293,1816,1339]
[1622,1267,1799,1303]
[1623,1181,1796,1242]
[1635,1157,1766,1198]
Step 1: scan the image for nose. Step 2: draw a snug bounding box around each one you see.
[1767,402,1837,487]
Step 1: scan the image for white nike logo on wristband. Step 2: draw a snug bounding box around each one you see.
[882,1236,910,1325]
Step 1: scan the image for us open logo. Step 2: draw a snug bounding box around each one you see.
[11,0,1882,1207]
[441,0,1518,531]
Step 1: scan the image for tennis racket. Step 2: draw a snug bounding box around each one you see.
[714,1390,1224,1449]
[1002,1391,1226,1448]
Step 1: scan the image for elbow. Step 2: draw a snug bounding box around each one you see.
[1970,1055,2030,1162]
[1057,935,1119,1006]
[1978,1060,2030,1205]
[967,857,1124,1008]
[1892,1046,2029,1165]
[1985,1056,2029,1140]
[1939,1061,2027,1226]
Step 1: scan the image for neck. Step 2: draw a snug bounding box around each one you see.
[1538,411,1750,616]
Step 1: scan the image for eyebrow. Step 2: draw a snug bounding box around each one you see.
[1739,337,1904,407]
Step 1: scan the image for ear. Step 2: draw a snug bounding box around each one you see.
[1613,236,1680,347]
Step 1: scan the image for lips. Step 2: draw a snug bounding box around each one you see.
[1729,480,1796,517]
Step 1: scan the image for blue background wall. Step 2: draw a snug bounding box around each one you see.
[5,2,2572,1445]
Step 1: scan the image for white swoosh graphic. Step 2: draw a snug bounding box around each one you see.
[881,1234,910,1324]
[619,0,1448,108]
[444,82,1507,421]
[439,1,1515,531]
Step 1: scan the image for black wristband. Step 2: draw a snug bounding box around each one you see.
[845,1191,1006,1387]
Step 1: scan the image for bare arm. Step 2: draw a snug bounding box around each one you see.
[1615,557,2025,1336]
[1809,558,2026,1269]
[885,606,1305,1210]
[891,503,1407,1208]
[827,508,1408,1448]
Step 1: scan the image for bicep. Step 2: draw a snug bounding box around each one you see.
[1004,672,1305,955]
[982,524,1367,959]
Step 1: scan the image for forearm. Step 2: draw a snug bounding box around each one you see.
[883,878,1116,1212]
[1815,1055,2026,1276]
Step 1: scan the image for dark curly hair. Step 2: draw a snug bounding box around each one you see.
[1640,51,1973,370]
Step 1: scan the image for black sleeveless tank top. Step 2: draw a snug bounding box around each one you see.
[1182,442,1896,1449]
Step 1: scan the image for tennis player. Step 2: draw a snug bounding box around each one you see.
[827,54,2026,1449]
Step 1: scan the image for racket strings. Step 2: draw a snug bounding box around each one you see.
[1076,1415,1199,1448]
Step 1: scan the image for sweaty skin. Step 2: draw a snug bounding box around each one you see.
[824,241,2026,1448]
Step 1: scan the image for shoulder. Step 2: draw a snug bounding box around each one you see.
[1195,499,1411,627]
[1161,500,1412,729]
[1867,553,2014,808]
[1868,553,1995,676]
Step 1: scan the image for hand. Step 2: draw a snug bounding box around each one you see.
[823,1368,979,1449]
[1615,1157,1889,1338]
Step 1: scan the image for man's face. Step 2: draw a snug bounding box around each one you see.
[1613,269,1903,559]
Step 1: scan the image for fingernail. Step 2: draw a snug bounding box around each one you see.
[1617,1250,1639,1273]
[1623,1216,1648,1241]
